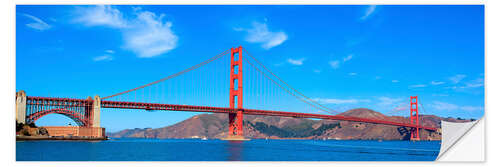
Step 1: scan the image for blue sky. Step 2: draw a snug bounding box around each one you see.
[16,5,484,132]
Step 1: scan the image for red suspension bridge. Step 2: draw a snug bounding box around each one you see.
[15,46,436,140]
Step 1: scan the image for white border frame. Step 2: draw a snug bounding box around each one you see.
[3,0,495,166]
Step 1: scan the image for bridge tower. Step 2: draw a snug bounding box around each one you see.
[410,96,420,141]
[92,95,101,127]
[228,46,244,140]
[16,90,27,124]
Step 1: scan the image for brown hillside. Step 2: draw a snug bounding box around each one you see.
[108,108,470,140]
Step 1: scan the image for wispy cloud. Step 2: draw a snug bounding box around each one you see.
[431,81,445,85]
[93,50,116,61]
[464,78,484,88]
[329,54,354,69]
[348,72,357,76]
[392,104,409,112]
[449,74,467,84]
[287,58,306,66]
[461,106,484,112]
[377,97,404,106]
[74,5,127,28]
[372,96,408,115]
[392,80,399,83]
[360,5,377,20]
[235,21,287,49]
[93,55,113,61]
[313,69,321,73]
[343,54,353,62]
[447,77,484,91]
[431,101,459,111]
[375,76,382,80]
[22,13,51,31]
[409,84,427,88]
[431,101,484,112]
[74,5,178,58]
[313,98,370,104]
[329,60,340,69]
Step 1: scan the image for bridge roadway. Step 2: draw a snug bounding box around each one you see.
[101,100,438,131]
[24,96,437,131]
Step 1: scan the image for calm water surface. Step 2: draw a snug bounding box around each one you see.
[17,138,440,161]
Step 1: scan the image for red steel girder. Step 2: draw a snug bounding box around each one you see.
[25,96,437,131]
[100,100,437,131]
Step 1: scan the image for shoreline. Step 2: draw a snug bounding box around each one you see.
[106,137,441,141]
[16,136,108,141]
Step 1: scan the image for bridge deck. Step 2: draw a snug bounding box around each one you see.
[100,100,438,131]
[23,96,437,131]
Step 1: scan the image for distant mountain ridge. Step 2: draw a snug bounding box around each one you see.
[107,108,470,140]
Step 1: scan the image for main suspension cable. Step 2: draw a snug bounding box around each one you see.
[242,57,337,115]
[242,48,339,114]
[102,49,231,99]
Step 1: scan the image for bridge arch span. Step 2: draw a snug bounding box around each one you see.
[26,108,88,127]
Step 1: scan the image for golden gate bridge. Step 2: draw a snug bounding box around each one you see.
[15,46,436,141]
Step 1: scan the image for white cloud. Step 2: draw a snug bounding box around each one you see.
[313,69,321,73]
[449,74,467,84]
[22,13,51,31]
[348,72,357,76]
[360,5,377,20]
[74,5,128,28]
[237,21,288,49]
[287,58,306,66]
[377,97,404,106]
[313,98,370,104]
[431,101,484,112]
[343,54,353,62]
[93,55,113,61]
[329,61,340,69]
[328,54,354,69]
[93,49,116,61]
[74,5,178,58]
[123,11,178,58]
[461,106,484,112]
[447,77,484,91]
[375,76,381,80]
[431,81,445,85]
[464,78,484,88]
[431,101,459,111]
[409,84,427,88]
[392,80,399,83]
